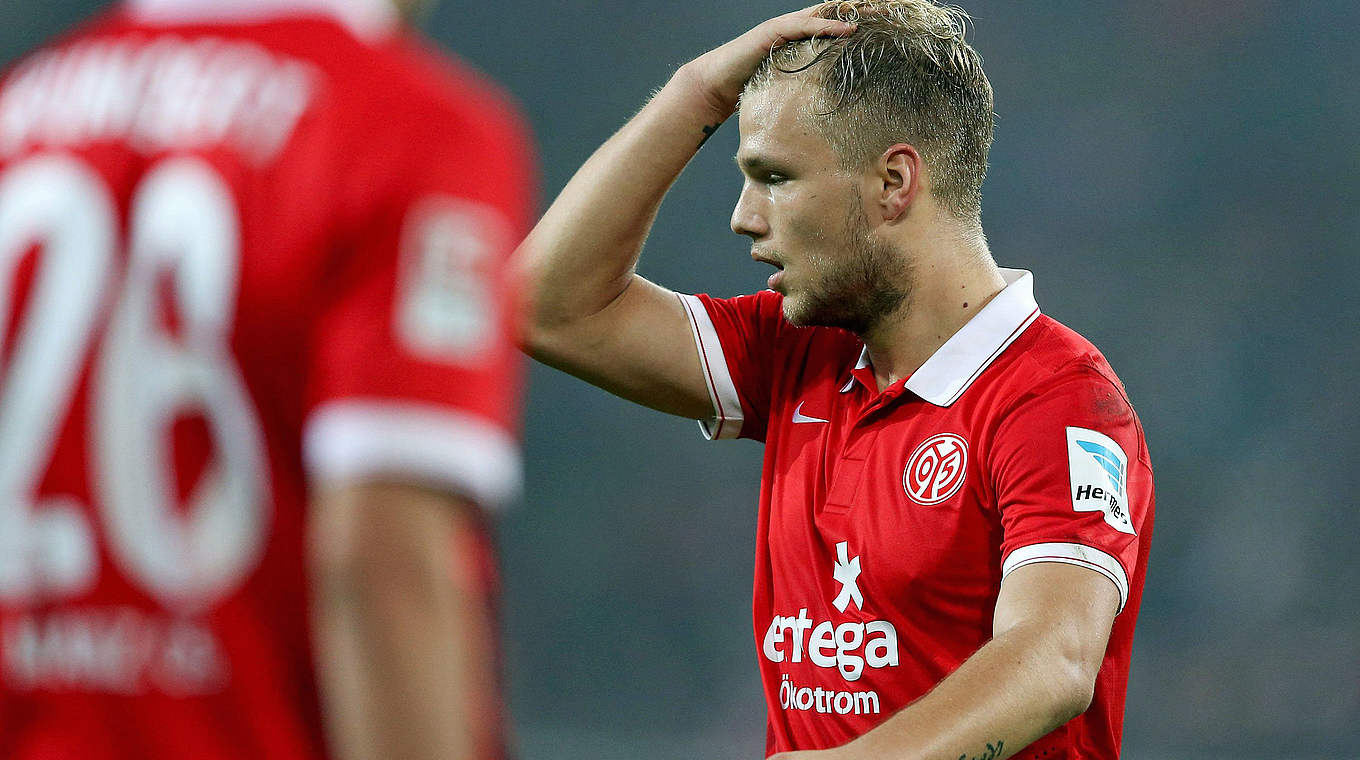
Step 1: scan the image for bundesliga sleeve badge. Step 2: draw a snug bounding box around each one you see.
[1066,427,1136,535]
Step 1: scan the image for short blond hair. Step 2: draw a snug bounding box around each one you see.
[747,0,995,220]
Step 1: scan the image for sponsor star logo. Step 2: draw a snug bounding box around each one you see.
[832,541,862,612]
[762,541,899,687]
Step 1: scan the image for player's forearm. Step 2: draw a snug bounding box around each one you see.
[314,580,477,760]
[831,622,1096,760]
[516,65,725,339]
[310,486,489,760]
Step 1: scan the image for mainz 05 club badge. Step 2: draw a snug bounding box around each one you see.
[903,433,968,505]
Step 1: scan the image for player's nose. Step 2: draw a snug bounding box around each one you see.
[730,184,769,239]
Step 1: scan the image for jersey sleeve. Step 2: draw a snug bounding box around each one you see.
[303,82,536,511]
[988,365,1151,612]
[677,289,787,442]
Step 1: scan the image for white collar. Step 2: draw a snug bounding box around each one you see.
[843,268,1041,407]
[124,0,399,40]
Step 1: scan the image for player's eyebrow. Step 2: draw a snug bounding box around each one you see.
[735,153,784,175]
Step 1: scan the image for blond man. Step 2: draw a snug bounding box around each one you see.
[516,2,1154,758]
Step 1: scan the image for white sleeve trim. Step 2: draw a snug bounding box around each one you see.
[677,294,743,440]
[1002,542,1130,613]
[304,400,521,510]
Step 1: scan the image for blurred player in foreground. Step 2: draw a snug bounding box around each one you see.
[516,2,1153,758]
[0,0,534,758]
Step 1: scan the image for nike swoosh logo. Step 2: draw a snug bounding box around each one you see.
[792,401,829,424]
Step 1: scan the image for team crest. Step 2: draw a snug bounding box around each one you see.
[903,433,968,505]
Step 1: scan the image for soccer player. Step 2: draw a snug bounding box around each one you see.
[0,1,533,759]
[516,2,1153,758]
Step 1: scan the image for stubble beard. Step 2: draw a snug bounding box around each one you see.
[781,193,912,336]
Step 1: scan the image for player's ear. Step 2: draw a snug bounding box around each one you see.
[876,143,921,222]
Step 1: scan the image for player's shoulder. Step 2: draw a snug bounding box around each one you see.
[377,35,524,124]
[982,315,1141,433]
[335,34,533,181]
[278,23,513,118]
[1006,314,1127,393]
[992,314,1148,453]
[253,28,524,163]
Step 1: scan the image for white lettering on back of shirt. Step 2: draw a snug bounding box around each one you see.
[0,37,316,163]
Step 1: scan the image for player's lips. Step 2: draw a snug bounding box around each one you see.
[752,250,784,290]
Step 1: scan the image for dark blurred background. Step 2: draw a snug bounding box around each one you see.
[4,1,1357,757]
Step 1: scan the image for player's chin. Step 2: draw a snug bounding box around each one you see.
[779,290,816,327]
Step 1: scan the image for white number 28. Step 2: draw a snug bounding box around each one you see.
[0,154,271,613]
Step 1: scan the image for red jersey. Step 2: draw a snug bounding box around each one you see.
[678,269,1154,759]
[0,0,534,757]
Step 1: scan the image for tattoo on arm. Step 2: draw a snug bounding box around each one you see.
[957,739,1004,760]
[697,122,721,148]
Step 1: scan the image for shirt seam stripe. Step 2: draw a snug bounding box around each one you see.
[680,293,728,439]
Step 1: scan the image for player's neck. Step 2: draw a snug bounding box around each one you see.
[860,235,1004,393]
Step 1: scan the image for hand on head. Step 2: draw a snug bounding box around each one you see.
[682,6,855,122]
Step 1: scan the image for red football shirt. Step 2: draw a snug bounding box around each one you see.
[679,269,1154,759]
[0,1,534,757]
